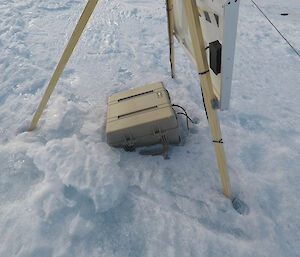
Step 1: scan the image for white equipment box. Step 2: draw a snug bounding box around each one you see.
[106,82,180,152]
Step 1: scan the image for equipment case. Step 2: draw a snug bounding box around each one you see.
[106,82,180,152]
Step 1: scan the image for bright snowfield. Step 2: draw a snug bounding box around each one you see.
[0,0,300,256]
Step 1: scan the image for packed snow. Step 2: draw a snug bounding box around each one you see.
[0,0,300,256]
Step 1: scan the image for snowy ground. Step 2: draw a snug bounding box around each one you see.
[0,0,300,256]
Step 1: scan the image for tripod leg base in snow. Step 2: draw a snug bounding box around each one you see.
[232,198,249,215]
[183,0,232,198]
[28,0,99,131]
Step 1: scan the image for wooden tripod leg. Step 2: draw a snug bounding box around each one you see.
[166,0,175,78]
[28,0,99,131]
[183,0,231,198]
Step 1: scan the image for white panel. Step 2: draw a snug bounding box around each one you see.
[172,0,240,111]
[197,2,224,101]
[196,0,227,16]
[173,0,195,60]
[220,0,240,110]
[197,0,240,110]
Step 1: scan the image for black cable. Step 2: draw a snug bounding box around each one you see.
[172,104,187,114]
[172,104,196,130]
[177,112,196,130]
[213,139,223,144]
[201,90,209,121]
[176,112,196,124]
[250,0,300,58]
[172,104,189,129]
[199,70,209,75]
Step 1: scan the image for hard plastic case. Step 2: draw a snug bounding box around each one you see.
[106,82,180,150]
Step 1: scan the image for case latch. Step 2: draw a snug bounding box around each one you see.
[123,136,135,152]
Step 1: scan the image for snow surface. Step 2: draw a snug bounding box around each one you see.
[0,0,300,256]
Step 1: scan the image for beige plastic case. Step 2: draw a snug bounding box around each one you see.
[106,82,180,150]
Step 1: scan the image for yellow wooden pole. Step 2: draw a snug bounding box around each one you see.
[28,0,99,131]
[166,0,175,78]
[183,0,231,198]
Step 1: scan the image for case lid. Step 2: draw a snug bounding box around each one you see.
[106,82,175,134]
